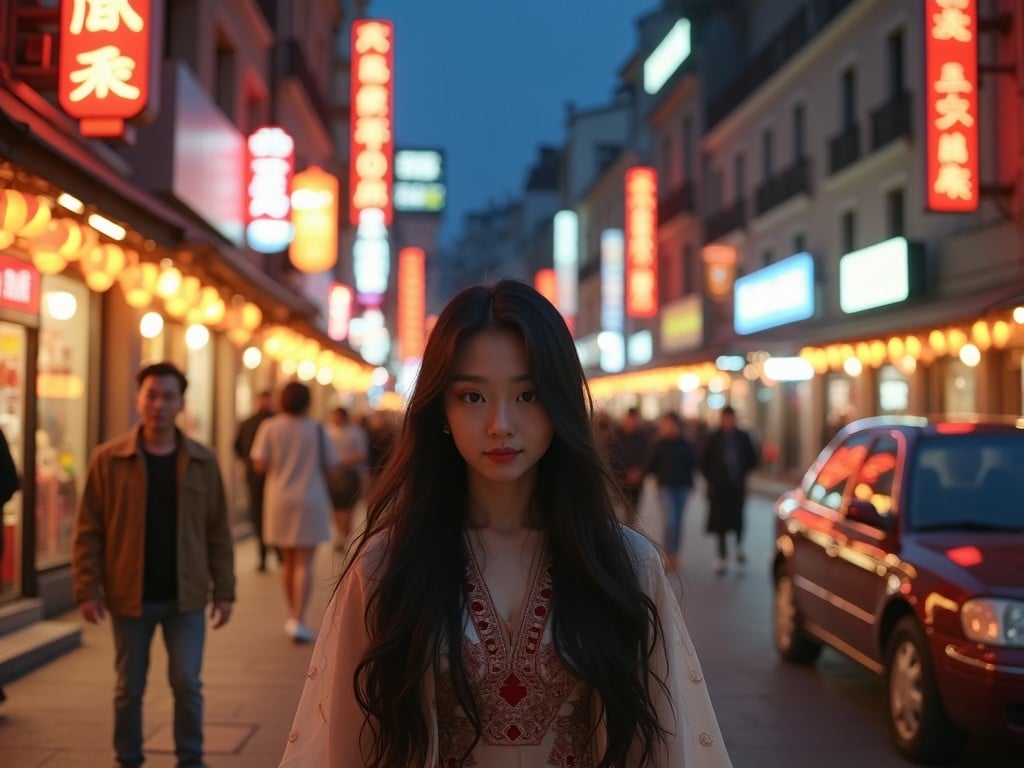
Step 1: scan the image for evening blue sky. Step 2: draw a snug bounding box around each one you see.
[370,0,658,245]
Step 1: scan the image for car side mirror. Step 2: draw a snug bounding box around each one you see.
[847,498,888,529]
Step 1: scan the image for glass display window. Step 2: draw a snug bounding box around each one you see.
[36,277,91,570]
[0,321,26,598]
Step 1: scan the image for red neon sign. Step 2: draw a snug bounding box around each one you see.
[625,166,658,318]
[397,247,425,359]
[350,20,395,226]
[58,0,162,137]
[924,0,978,212]
[534,268,558,307]
[246,126,295,254]
[0,254,41,315]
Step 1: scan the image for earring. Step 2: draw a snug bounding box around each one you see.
[441,423,450,434]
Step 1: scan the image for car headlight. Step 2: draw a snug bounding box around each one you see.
[961,598,1024,646]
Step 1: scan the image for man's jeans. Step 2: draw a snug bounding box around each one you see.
[659,484,691,556]
[111,602,205,766]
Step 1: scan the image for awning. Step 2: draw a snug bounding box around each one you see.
[0,80,368,367]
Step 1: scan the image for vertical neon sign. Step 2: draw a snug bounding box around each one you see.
[924,0,978,212]
[625,166,658,318]
[350,20,394,226]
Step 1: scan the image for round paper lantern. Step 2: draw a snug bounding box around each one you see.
[164,275,200,318]
[30,218,84,275]
[80,243,126,292]
[155,263,182,299]
[118,259,159,307]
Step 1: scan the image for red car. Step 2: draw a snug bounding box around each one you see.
[772,416,1024,764]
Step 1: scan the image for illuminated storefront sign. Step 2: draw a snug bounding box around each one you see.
[552,210,578,328]
[290,166,339,273]
[350,20,395,225]
[660,294,703,352]
[625,166,658,318]
[327,282,353,341]
[0,254,41,314]
[353,208,390,305]
[734,252,815,334]
[599,229,625,373]
[840,236,921,313]
[245,126,295,253]
[397,247,425,359]
[643,18,691,94]
[393,149,445,213]
[701,244,737,298]
[924,0,978,212]
[58,0,162,137]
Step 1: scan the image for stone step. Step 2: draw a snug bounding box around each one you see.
[0,619,82,683]
[0,597,45,635]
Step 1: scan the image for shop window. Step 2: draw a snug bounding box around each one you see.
[878,364,909,415]
[945,358,976,413]
[0,322,26,598]
[36,277,90,570]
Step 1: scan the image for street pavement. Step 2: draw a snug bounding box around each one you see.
[0,474,1020,767]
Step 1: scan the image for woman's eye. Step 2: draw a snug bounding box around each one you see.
[518,390,538,403]
[460,391,483,404]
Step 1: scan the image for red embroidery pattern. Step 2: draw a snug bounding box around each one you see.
[435,541,593,767]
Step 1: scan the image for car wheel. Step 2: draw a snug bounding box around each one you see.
[885,616,967,764]
[774,568,822,664]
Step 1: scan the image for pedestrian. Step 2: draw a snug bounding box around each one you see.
[363,409,395,484]
[645,411,698,572]
[280,279,731,767]
[250,381,338,643]
[0,425,20,706]
[233,389,275,571]
[324,406,369,549]
[72,362,236,768]
[608,406,651,527]
[701,405,758,575]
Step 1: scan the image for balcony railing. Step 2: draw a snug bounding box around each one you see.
[704,198,746,243]
[657,181,696,225]
[870,91,913,150]
[755,158,812,216]
[828,123,861,175]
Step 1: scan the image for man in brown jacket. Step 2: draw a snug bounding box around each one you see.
[73,362,236,768]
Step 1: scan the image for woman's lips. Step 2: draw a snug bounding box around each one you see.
[484,449,521,463]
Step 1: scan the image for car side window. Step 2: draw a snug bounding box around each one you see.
[847,434,898,526]
[807,432,873,512]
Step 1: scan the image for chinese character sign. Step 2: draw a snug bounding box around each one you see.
[625,166,658,318]
[924,0,978,212]
[246,126,295,254]
[0,255,41,314]
[58,0,163,137]
[350,20,395,226]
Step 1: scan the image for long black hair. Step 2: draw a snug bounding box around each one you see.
[344,279,668,767]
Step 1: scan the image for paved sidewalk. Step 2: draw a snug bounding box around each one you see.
[0,538,342,768]
[0,478,792,768]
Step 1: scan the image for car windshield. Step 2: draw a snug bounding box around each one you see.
[908,433,1024,532]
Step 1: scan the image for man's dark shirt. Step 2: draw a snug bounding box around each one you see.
[143,449,178,602]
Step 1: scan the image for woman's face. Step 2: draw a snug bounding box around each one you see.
[443,328,554,490]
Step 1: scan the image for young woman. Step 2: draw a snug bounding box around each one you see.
[251,381,338,643]
[281,280,731,767]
